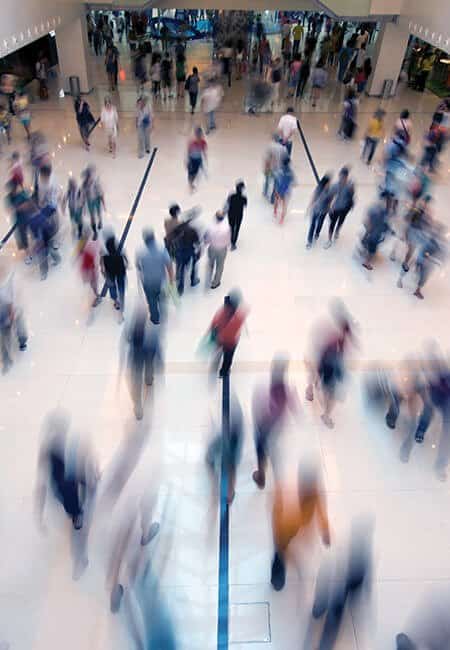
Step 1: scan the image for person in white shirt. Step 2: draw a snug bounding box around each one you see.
[277,107,297,157]
[204,211,231,289]
[101,96,119,157]
[201,81,224,134]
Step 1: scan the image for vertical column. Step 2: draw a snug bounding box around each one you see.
[56,15,92,94]
[367,19,410,96]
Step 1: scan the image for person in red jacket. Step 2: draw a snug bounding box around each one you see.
[209,289,248,377]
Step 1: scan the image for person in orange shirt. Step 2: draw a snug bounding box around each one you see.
[271,460,330,591]
[208,289,248,378]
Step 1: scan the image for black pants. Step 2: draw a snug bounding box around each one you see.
[307,210,326,244]
[189,91,198,112]
[296,75,308,98]
[293,39,300,56]
[229,215,243,247]
[220,345,236,376]
[328,207,350,241]
[176,249,198,294]
[362,136,378,164]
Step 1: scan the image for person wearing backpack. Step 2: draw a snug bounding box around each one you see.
[185,67,200,114]
[136,95,152,158]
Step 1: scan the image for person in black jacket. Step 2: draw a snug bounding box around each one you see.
[74,96,95,150]
[226,181,247,250]
[169,218,201,295]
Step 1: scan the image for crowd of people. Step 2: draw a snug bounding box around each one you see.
[0,9,450,650]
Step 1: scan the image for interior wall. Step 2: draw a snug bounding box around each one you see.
[0,0,82,58]
[401,0,450,53]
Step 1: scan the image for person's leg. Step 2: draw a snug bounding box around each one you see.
[176,251,187,295]
[271,548,286,591]
[253,431,268,488]
[109,278,118,303]
[212,248,226,287]
[138,127,145,158]
[206,246,215,287]
[334,208,349,239]
[233,216,243,246]
[229,216,237,247]
[0,325,13,372]
[307,212,319,246]
[117,275,126,314]
[144,126,150,153]
[219,345,235,376]
[14,310,27,350]
[190,252,199,286]
[144,286,160,324]
[368,138,378,164]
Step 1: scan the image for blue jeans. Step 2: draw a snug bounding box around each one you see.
[307,210,326,244]
[143,285,164,325]
[206,111,216,132]
[107,275,126,311]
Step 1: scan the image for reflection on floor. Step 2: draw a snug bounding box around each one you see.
[1,35,450,650]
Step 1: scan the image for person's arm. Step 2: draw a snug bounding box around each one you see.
[164,249,174,283]
[316,493,331,546]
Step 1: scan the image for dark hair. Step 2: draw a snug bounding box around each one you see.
[169,203,180,218]
[318,174,331,189]
[287,106,294,114]
[105,236,118,255]
[400,109,410,119]
[193,66,198,74]
[339,166,350,178]
[236,181,245,192]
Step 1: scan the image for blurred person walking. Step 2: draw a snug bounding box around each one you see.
[225,180,247,250]
[136,95,152,158]
[14,90,32,140]
[206,290,248,377]
[0,261,27,374]
[62,177,84,240]
[175,52,186,98]
[81,165,105,240]
[271,461,330,591]
[186,127,207,191]
[185,67,200,114]
[338,88,357,140]
[100,96,119,157]
[296,56,311,99]
[160,52,173,101]
[273,156,296,224]
[311,59,328,108]
[136,228,174,325]
[101,234,128,318]
[263,133,285,202]
[306,174,333,248]
[277,107,297,157]
[204,210,231,289]
[166,216,201,295]
[77,229,102,308]
[105,42,120,91]
[201,80,223,134]
[361,109,385,165]
[324,166,355,248]
[119,305,163,420]
[305,300,356,428]
[74,95,95,150]
[252,356,300,489]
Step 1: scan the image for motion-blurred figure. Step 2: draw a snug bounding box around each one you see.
[119,304,163,420]
[252,355,300,489]
[311,516,373,650]
[206,396,244,503]
[136,227,174,325]
[357,191,392,271]
[396,587,450,649]
[305,300,356,428]
[206,290,248,378]
[30,164,61,281]
[107,495,160,613]
[306,174,333,248]
[35,411,99,579]
[81,165,105,240]
[101,233,129,318]
[271,460,330,591]
[397,195,433,290]
[0,260,27,373]
[204,211,231,290]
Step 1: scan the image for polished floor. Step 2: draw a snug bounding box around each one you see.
[1,39,450,650]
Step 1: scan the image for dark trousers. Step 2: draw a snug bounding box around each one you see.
[229,215,243,247]
[221,345,236,376]
[307,210,326,244]
[189,91,198,112]
[362,137,378,164]
[143,285,164,325]
[420,144,438,172]
[176,249,198,294]
[107,275,126,309]
[293,39,300,56]
[296,75,308,97]
[328,207,350,241]
[39,229,61,279]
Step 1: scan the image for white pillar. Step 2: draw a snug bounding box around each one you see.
[367,20,410,96]
[56,16,92,94]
